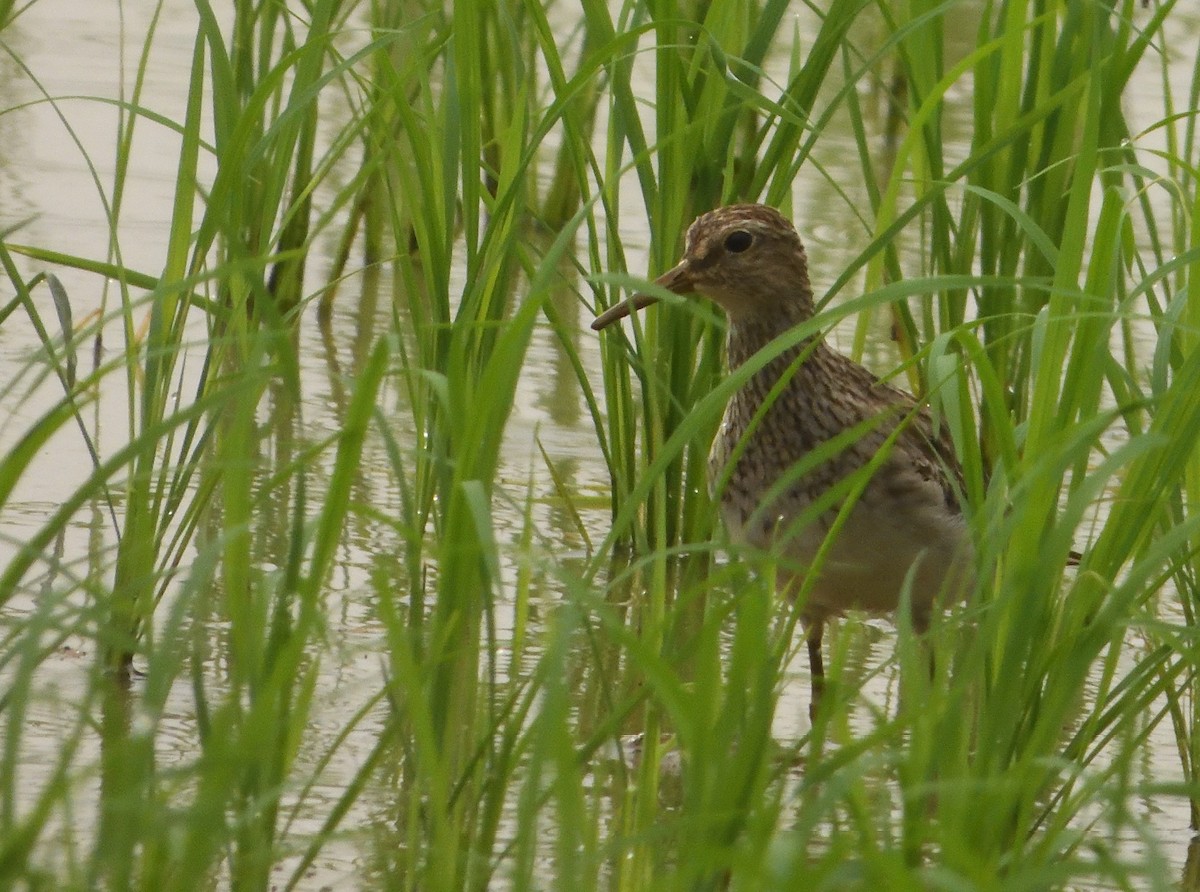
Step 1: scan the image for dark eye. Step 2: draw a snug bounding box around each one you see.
[724,229,753,253]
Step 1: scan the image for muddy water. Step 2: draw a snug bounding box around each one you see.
[0,1,1197,888]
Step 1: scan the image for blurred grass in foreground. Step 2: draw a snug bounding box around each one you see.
[0,0,1197,889]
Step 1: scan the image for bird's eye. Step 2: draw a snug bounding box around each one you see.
[724,230,753,253]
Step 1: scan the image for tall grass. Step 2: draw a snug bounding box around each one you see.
[0,0,1197,889]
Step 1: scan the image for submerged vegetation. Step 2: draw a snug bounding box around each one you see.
[0,0,1198,888]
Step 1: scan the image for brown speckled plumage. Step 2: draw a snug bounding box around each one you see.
[593,204,973,716]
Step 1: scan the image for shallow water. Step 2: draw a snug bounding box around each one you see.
[0,1,1198,888]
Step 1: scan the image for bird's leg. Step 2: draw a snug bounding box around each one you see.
[806,620,825,722]
[898,609,936,715]
[914,609,935,682]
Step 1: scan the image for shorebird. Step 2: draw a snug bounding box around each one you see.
[592,204,973,717]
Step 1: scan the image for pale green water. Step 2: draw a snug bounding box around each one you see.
[0,1,1197,887]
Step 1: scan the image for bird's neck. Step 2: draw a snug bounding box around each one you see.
[725,299,821,372]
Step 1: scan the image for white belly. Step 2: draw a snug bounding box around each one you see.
[722,491,972,629]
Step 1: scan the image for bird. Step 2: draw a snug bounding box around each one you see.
[592,204,973,718]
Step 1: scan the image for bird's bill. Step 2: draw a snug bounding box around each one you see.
[590,261,694,331]
[590,292,659,331]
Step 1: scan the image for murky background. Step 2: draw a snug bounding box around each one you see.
[1,1,1198,887]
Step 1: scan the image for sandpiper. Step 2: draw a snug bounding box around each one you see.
[593,204,973,716]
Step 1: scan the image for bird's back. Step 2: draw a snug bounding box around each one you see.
[710,332,972,627]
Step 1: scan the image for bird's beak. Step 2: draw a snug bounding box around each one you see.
[591,260,695,331]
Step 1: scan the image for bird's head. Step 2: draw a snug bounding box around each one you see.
[592,204,814,331]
